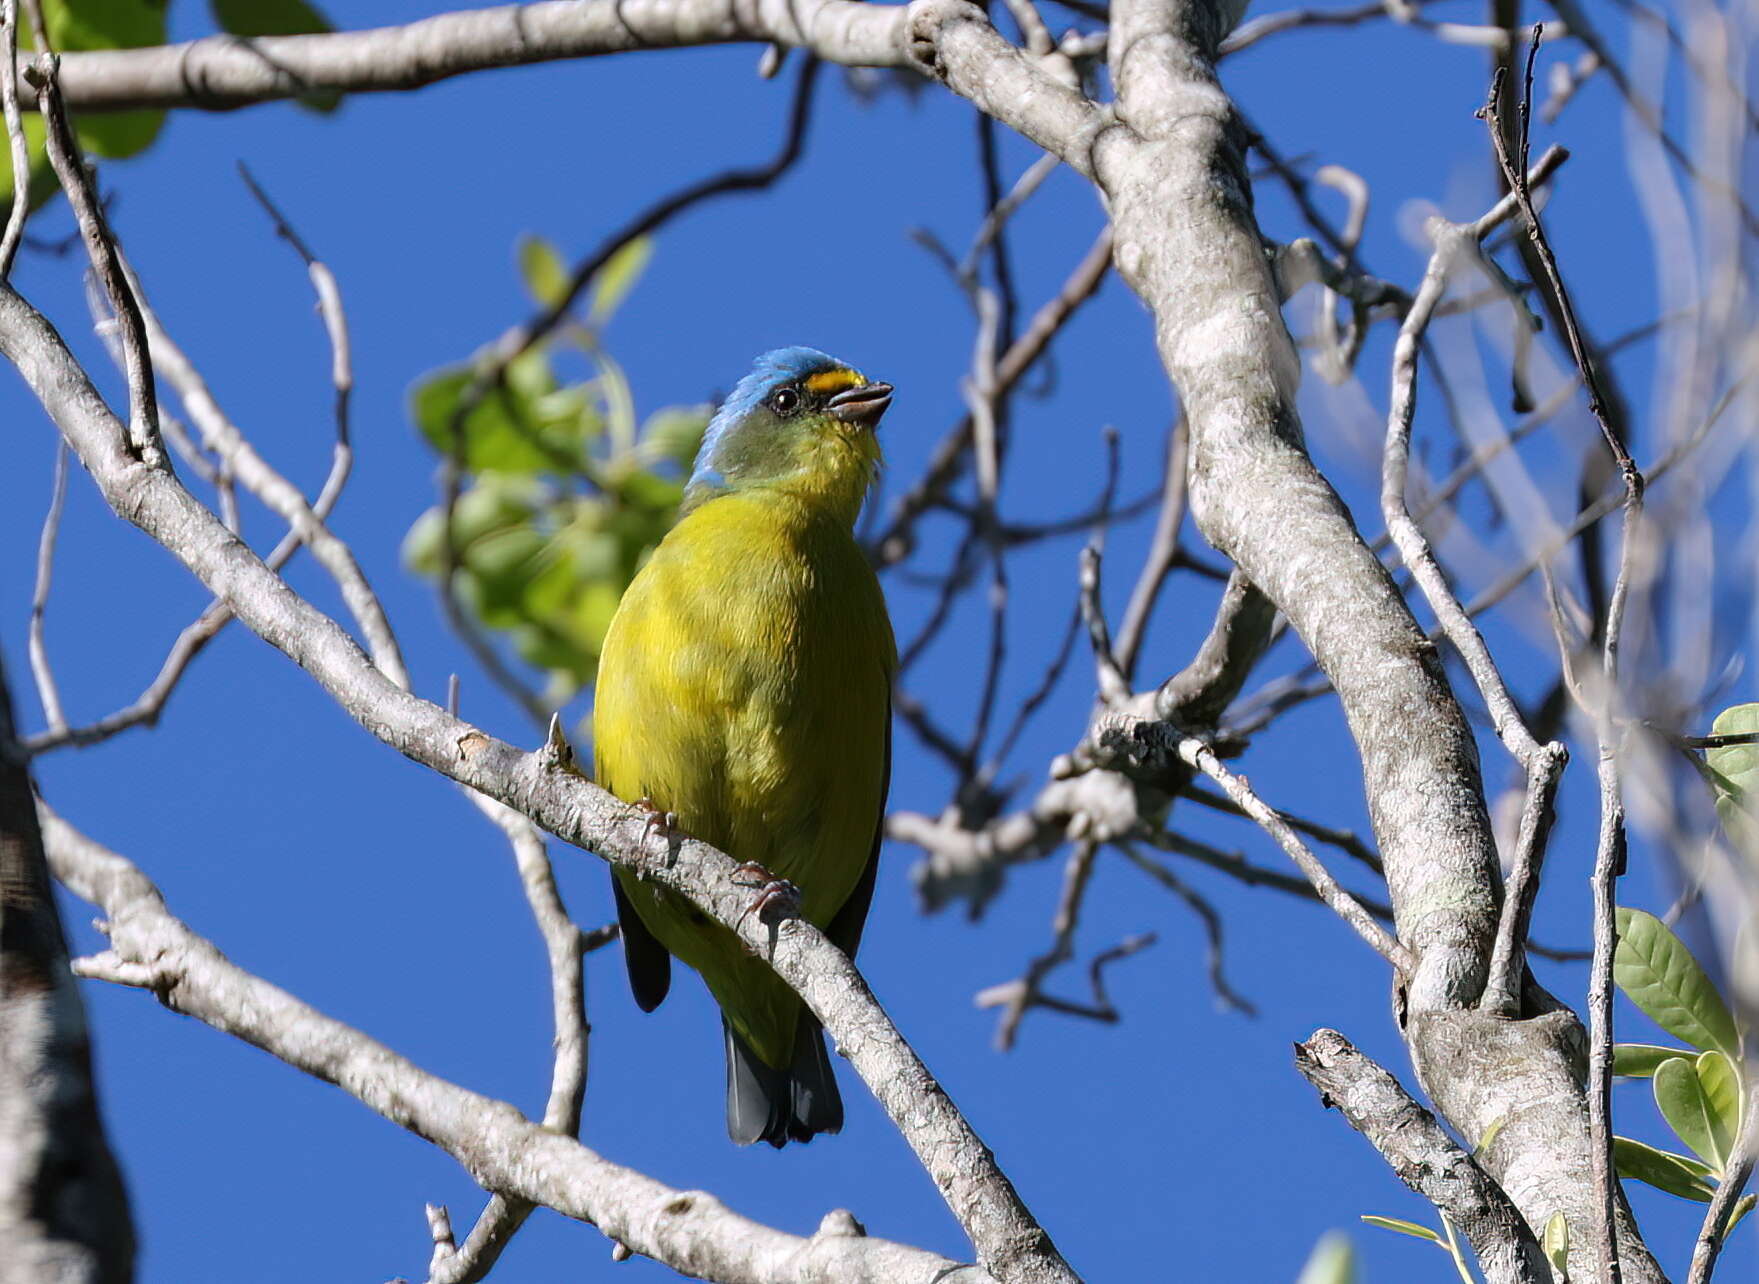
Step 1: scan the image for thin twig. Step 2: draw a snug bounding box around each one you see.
[30,43,161,467]
[27,440,68,733]
[0,0,29,278]
[873,228,1113,567]
[1485,37,1641,1283]
[1376,142,1572,1018]
[1179,782,1382,875]
[23,181,360,755]
[1177,737,1416,975]
[1112,417,1187,681]
[430,795,591,1284]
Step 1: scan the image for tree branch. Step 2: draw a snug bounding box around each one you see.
[38,806,1003,1284]
[21,0,911,112]
[0,653,134,1284]
[1294,1029,1549,1284]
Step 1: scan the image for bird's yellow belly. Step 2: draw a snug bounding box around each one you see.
[593,490,893,1063]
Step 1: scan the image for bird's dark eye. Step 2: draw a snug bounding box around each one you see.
[769,386,801,416]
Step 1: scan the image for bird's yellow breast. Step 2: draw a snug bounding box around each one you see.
[592,486,894,1063]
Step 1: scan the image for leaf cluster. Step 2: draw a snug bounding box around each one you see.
[402,236,709,702]
[1610,907,1753,1233]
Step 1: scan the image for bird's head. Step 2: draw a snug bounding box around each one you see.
[685,347,892,524]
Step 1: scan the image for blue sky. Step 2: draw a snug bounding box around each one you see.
[1,1,1750,1280]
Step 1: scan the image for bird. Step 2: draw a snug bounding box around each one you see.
[592,347,896,1147]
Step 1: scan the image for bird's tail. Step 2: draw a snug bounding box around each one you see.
[723,1013,843,1147]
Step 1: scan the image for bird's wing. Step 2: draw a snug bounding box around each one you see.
[612,875,672,1012]
[823,703,890,961]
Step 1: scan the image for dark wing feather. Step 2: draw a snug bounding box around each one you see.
[612,876,671,1012]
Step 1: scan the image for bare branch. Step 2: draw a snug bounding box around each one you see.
[22,183,362,757]
[875,227,1113,567]
[31,46,161,467]
[26,441,68,733]
[1112,417,1187,681]
[1485,45,1643,1281]
[1376,145,1572,1019]
[19,0,913,111]
[1169,737,1415,974]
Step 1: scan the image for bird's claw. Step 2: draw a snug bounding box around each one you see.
[732,862,801,939]
[634,797,679,855]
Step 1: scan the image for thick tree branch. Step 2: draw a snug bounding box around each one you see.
[0,654,134,1284]
[913,1,1666,1276]
[21,0,910,112]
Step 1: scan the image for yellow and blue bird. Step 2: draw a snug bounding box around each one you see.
[593,347,896,1146]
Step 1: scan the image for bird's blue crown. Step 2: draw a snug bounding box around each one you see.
[688,347,842,493]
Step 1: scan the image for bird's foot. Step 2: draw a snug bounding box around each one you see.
[633,797,679,858]
[732,862,801,938]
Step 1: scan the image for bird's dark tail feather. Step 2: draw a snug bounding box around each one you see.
[723,1014,843,1147]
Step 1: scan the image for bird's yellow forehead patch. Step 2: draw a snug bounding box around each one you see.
[804,367,865,395]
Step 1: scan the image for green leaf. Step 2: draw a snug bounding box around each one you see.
[518,234,569,308]
[1359,1215,1441,1243]
[1707,703,1759,854]
[1542,1212,1569,1281]
[1696,1050,1743,1168]
[1295,1232,1355,1284]
[1655,1056,1731,1172]
[210,0,331,37]
[1729,1193,1758,1234]
[1473,1113,1508,1158]
[1613,1134,1716,1201]
[1614,1043,1693,1078]
[412,354,584,475]
[589,236,651,325]
[1614,907,1741,1059]
[43,0,162,53]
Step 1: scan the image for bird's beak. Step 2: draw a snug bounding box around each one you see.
[827,381,893,428]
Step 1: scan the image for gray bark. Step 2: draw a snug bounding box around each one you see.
[0,652,134,1284]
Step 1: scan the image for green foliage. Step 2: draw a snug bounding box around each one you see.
[0,0,166,218]
[404,234,707,702]
[1704,703,1759,854]
[1612,1043,1693,1079]
[1613,907,1741,1059]
[1360,1214,1475,1282]
[1359,1216,1439,1244]
[1541,1213,1569,1282]
[1611,907,1752,1251]
[1613,1134,1717,1202]
[1647,1050,1740,1174]
[1294,1232,1355,1284]
[210,0,330,37]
